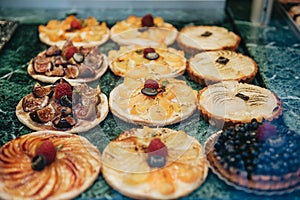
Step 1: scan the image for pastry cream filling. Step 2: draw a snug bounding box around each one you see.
[199,81,279,121]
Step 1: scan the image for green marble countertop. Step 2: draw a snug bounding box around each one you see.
[0,0,299,199]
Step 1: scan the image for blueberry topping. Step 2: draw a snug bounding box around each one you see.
[200,31,212,37]
[147,155,166,168]
[216,56,229,65]
[145,52,159,60]
[73,52,84,63]
[31,155,47,171]
[141,88,158,96]
[60,95,72,107]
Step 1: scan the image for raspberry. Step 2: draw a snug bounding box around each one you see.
[256,123,277,141]
[141,14,154,27]
[147,138,168,157]
[35,141,57,165]
[70,19,82,29]
[55,83,72,100]
[64,46,78,60]
[144,79,159,90]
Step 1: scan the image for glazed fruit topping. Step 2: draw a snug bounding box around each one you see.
[144,79,159,89]
[147,138,168,168]
[32,141,57,171]
[143,47,159,60]
[70,19,82,30]
[55,82,72,100]
[64,46,79,60]
[256,123,277,141]
[141,13,154,27]
[216,56,229,65]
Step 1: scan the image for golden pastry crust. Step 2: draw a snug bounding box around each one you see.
[0,131,101,200]
[109,74,197,126]
[102,127,208,199]
[16,82,109,133]
[197,81,283,128]
[177,26,240,54]
[110,15,178,46]
[108,46,186,77]
[38,15,110,48]
[28,48,108,84]
[187,50,258,85]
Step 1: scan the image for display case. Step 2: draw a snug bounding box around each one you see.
[0,0,299,199]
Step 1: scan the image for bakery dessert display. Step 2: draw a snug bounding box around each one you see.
[197,81,283,127]
[28,41,108,84]
[16,78,109,133]
[0,130,101,200]
[102,126,208,199]
[38,15,109,47]
[188,50,258,85]
[108,46,186,77]
[205,120,300,194]
[177,26,240,54]
[110,14,178,46]
[109,68,197,126]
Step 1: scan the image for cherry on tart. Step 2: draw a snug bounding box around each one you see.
[205,119,300,194]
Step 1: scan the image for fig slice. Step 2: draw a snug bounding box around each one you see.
[29,103,56,123]
[45,65,65,77]
[33,56,52,73]
[22,94,49,112]
[65,65,79,79]
[53,115,76,129]
[73,103,97,120]
[32,82,53,98]
[78,65,95,78]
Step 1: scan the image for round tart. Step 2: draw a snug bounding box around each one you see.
[0,130,101,200]
[188,50,258,85]
[16,79,109,133]
[109,71,197,126]
[177,26,240,54]
[197,81,282,127]
[38,15,110,47]
[28,41,108,84]
[110,14,178,46]
[102,126,208,199]
[108,46,186,77]
[205,120,300,195]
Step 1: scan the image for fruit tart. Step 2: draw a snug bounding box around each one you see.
[28,40,108,84]
[110,14,178,46]
[102,126,208,199]
[197,81,283,128]
[205,120,300,194]
[0,130,101,200]
[177,26,240,54]
[109,68,197,126]
[16,78,109,133]
[188,50,258,85]
[108,46,186,77]
[38,15,110,47]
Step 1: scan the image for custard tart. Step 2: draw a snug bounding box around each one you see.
[102,126,208,199]
[0,131,101,200]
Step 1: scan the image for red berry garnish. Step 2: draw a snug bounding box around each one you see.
[143,47,155,56]
[35,141,57,165]
[144,79,159,90]
[64,46,78,60]
[256,123,277,141]
[147,138,168,157]
[55,83,72,100]
[141,14,154,27]
[70,19,82,29]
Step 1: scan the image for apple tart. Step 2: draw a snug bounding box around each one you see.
[102,126,208,199]
[177,26,240,54]
[108,46,186,77]
[197,81,283,128]
[109,70,197,126]
[16,78,109,133]
[110,14,178,46]
[188,50,258,85]
[0,131,101,200]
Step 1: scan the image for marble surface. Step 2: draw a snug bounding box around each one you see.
[0,0,299,199]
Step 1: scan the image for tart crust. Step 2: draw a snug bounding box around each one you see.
[102,127,208,199]
[187,50,258,85]
[0,131,101,200]
[177,26,240,54]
